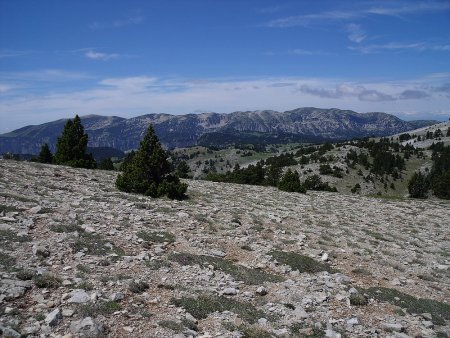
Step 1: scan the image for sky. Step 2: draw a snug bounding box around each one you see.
[1,0,450,133]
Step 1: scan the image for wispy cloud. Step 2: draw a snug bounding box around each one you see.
[89,14,144,30]
[85,50,120,61]
[113,15,144,27]
[346,24,366,43]
[349,42,426,54]
[267,11,357,28]
[299,84,396,101]
[0,50,32,58]
[399,89,430,99]
[266,2,450,27]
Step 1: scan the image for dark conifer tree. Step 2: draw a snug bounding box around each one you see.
[116,124,187,199]
[54,115,96,168]
[37,143,53,163]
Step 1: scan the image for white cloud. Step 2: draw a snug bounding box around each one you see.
[85,51,119,61]
[1,74,449,132]
[346,24,366,43]
[349,42,426,54]
[266,2,450,28]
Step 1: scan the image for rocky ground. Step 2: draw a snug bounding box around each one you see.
[0,160,449,338]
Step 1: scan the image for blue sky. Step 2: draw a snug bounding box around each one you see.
[1,0,450,132]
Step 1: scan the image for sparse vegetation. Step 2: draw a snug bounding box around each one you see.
[361,287,450,325]
[169,252,284,284]
[270,250,335,273]
[78,300,121,317]
[172,295,267,324]
[70,232,124,256]
[33,273,62,288]
[137,230,175,244]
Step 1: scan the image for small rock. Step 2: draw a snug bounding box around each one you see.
[347,317,359,326]
[0,325,21,338]
[421,313,432,321]
[211,249,226,257]
[223,288,238,296]
[110,292,124,301]
[258,318,268,325]
[45,307,62,327]
[383,323,404,332]
[123,326,134,333]
[256,286,268,296]
[321,253,329,261]
[4,307,14,314]
[70,317,104,337]
[185,312,197,323]
[68,290,90,303]
[62,309,74,317]
[422,321,433,329]
[325,329,341,338]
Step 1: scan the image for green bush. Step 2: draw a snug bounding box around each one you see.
[408,171,430,198]
[432,169,450,199]
[36,143,53,163]
[116,124,187,200]
[278,169,306,193]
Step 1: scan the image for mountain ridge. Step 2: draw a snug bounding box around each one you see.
[0,107,437,154]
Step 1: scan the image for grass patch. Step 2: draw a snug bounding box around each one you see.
[78,300,121,317]
[223,322,272,338]
[50,223,84,233]
[172,295,267,324]
[16,269,35,280]
[70,232,124,256]
[76,281,94,291]
[0,204,21,213]
[349,293,368,306]
[137,230,175,244]
[364,230,392,242]
[290,323,326,337]
[33,273,61,288]
[0,192,36,203]
[129,281,149,294]
[0,251,16,271]
[361,287,450,325]
[0,229,32,245]
[158,319,198,333]
[269,250,336,273]
[145,259,171,270]
[169,252,284,285]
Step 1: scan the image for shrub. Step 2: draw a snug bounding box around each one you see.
[116,124,187,200]
[432,169,450,199]
[408,171,430,198]
[278,169,306,193]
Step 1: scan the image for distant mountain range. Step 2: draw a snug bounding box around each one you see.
[0,107,437,154]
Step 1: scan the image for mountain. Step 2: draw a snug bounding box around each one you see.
[0,108,437,154]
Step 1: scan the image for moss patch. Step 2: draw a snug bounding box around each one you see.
[78,300,121,317]
[361,287,450,325]
[269,250,335,273]
[172,295,267,324]
[169,252,284,285]
[137,230,175,244]
[70,232,124,256]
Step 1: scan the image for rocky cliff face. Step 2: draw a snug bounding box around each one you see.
[0,108,436,154]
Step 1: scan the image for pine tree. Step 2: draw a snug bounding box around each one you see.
[278,169,306,193]
[116,124,187,199]
[98,158,114,170]
[37,143,53,163]
[54,115,96,168]
[408,171,430,198]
